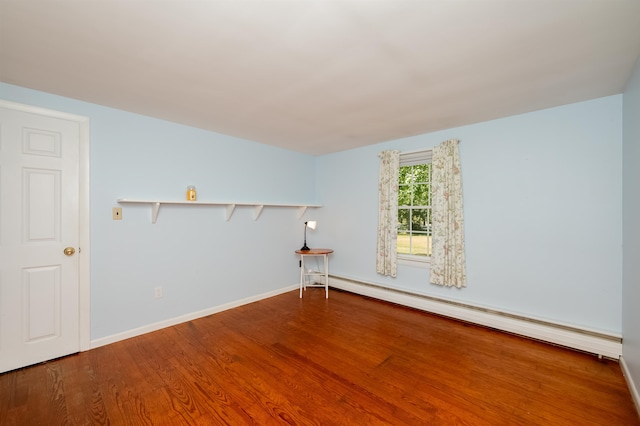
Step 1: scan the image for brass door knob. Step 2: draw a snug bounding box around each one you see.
[63,247,75,256]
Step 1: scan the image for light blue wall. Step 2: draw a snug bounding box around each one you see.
[316,95,623,335]
[0,82,627,342]
[0,83,317,340]
[623,58,640,396]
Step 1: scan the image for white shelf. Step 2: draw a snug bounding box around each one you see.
[117,198,322,223]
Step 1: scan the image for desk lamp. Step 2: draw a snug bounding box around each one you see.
[300,220,317,251]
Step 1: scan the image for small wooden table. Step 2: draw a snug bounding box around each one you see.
[295,248,333,298]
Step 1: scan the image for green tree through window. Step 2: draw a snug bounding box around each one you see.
[398,163,432,257]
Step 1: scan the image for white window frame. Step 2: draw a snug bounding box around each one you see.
[398,149,432,268]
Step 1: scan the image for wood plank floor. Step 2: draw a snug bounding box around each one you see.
[1,288,638,425]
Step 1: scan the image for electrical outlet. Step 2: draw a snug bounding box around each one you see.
[154,286,163,298]
[112,207,122,220]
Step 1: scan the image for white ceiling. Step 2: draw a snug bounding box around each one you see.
[2,1,640,155]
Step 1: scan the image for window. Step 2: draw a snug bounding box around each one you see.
[398,150,432,262]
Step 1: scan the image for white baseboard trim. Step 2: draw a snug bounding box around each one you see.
[329,276,622,359]
[620,356,640,416]
[90,284,299,349]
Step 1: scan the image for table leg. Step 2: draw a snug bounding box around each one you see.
[324,254,329,298]
[299,255,304,298]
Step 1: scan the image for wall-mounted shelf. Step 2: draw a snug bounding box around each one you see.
[117,199,322,223]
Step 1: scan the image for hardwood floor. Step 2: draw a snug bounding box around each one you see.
[1,288,638,425]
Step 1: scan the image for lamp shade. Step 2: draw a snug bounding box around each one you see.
[307,220,317,230]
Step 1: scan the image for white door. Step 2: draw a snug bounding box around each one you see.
[0,104,81,373]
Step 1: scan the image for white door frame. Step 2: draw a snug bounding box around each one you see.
[0,99,91,351]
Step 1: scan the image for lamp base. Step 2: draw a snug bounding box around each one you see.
[300,244,310,251]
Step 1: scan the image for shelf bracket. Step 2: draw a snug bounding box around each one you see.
[225,204,236,221]
[297,206,308,219]
[151,202,161,224]
[254,205,265,221]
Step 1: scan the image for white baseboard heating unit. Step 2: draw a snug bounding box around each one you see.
[329,275,622,360]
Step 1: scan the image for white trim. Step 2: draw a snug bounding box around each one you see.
[78,118,91,351]
[0,100,91,352]
[620,356,640,417]
[0,99,86,122]
[398,254,431,268]
[329,275,623,359]
[90,284,298,349]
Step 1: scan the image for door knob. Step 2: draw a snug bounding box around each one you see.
[64,247,75,256]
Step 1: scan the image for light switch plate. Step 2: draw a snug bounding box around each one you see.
[112,207,122,220]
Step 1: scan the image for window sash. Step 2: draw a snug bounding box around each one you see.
[398,149,433,259]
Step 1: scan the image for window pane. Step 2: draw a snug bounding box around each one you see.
[413,164,430,183]
[398,185,412,207]
[399,165,411,183]
[398,165,413,206]
[397,231,410,255]
[411,208,430,232]
[398,209,409,232]
[413,182,430,206]
[411,234,427,256]
[411,233,432,256]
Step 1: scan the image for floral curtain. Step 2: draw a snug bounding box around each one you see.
[430,139,466,288]
[376,150,400,277]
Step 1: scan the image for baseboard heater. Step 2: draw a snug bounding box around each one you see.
[329,275,622,359]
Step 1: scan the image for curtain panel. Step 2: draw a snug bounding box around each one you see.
[430,139,467,288]
[376,150,400,277]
